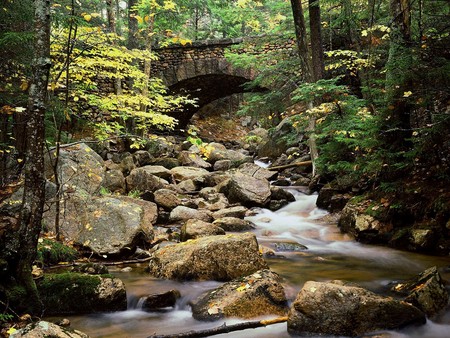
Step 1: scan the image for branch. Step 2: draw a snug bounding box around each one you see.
[268,161,312,171]
[147,316,288,338]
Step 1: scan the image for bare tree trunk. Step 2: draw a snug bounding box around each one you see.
[309,0,324,82]
[127,0,139,50]
[289,0,312,81]
[5,0,51,315]
[107,0,123,96]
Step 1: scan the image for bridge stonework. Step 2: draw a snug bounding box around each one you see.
[151,37,295,127]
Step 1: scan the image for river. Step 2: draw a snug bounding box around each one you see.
[60,192,450,337]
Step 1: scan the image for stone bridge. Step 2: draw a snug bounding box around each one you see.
[151,37,295,127]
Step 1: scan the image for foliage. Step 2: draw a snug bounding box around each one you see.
[36,238,78,266]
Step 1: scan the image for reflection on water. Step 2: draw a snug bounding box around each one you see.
[58,192,450,338]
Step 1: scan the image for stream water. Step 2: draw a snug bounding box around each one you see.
[59,192,450,338]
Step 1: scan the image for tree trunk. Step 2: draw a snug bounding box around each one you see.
[289,0,312,81]
[127,0,139,50]
[1,0,51,316]
[107,0,123,95]
[385,0,412,148]
[308,0,324,82]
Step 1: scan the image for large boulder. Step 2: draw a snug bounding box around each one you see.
[391,266,449,317]
[43,192,156,256]
[213,217,255,232]
[45,143,105,195]
[191,269,288,321]
[211,206,248,220]
[237,162,278,181]
[102,169,126,194]
[178,151,212,169]
[169,206,212,223]
[220,173,271,207]
[180,219,225,241]
[147,233,268,281]
[153,188,182,210]
[287,280,426,337]
[137,165,172,180]
[37,272,127,315]
[170,166,210,182]
[206,142,252,165]
[10,321,90,338]
[140,290,181,311]
[126,167,168,193]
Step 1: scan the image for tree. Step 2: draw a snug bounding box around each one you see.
[0,0,51,315]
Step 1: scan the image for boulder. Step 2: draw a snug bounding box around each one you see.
[147,233,268,281]
[138,165,172,180]
[178,151,212,169]
[119,154,136,175]
[170,166,210,182]
[126,167,168,193]
[287,280,426,337]
[213,159,232,171]
[169,206,212,223]
[176,179,198,192]
[37,272,127,315]
[10,321,90,338]
[140,290,181,311]
[391,266,449,317]
[206,142,252,165]
[213,217,255,232]
[43,193,155,256]
[152,157,179,169]
[220,173,271,207]
[154,188,182,210]
[133,150,153,167]
[45,143,105,195]
[180,219,225,241]
[212,206,248,220]
[191,269,288,321]
[102,169,126,193]
[270,186,296,202]
[197,190,229,211]
[237,162,278,181]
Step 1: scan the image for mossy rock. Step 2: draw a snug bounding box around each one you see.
[36,238,78,266]
[37,272,126,315]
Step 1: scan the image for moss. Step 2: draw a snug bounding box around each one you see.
[36,239,78,267]
[37,272,103,315]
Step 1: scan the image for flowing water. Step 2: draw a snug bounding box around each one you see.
[58,192,450,338]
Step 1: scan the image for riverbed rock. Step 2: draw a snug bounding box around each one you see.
[287,280,426,337]
[178,151,212,169]
[213,217,255,231]
[237,162,278,181]
[37,272,127,315]
[169,206,212,223]
[147,233,268,281]
[102,169,126,193]
[154,188,182,210]
[391,266,449,317]
[133,150,154,167]
[126,167,168,193]
[197,189,229,211]
[220,173,271,207]
[43,192,155,256]
[45,143,105,195]
[270,186,296,202]
[191,269,288,321]
[170,166,210,182]
[206,142,251,165]
[180,219,225,241]
[137,165,172,180]
[140,290,181,311]
[10,321,90,338]
[211,206,248,220]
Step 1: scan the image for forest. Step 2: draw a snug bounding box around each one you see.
[1,0,449,337]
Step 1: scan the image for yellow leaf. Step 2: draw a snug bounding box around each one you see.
[20,80,29,91]
[7,328,17,335]
[136,15,143,24]
[73,96,79,102]
[17,158,23,163]
[403,91,413,97]
[83,14,92,22]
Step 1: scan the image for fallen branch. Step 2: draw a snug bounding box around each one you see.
[268,161,312,171]
[147,316,288,338]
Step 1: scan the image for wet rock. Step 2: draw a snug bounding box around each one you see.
[317,184,352,212]
[212,206,248,220]
[287,280,426,337]
[274,241,307,252]
[37,273,127,315]
[268,199,289,211]
[213,217,255,232]
[270,186,296,202]
[154,188,181,210]
[44,143,105,195]
[147,233,268,281]
[102,169,126,194]
[391,266,449,317]
[71,263,109,275]
[191,269,288,321]
[10,321,90,338]
[237,163,278,181]
[180,219,225,241]
[170,166,210,182]
[272,178,291,186]
[410,228,439,251]
[207,142,251,165]
[126,167,168,193]
[220,173,271,207]
[178,151,212,169]
[169,206,212,223]
[140,290,181,311]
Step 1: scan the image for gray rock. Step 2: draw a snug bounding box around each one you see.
[138,165,172,180]
[270,186,296,202]
[154,188,181,210]
[126,167,168,193]
[169,206,212,223]
[147,233,268,281]
[119,154,136,175]
[391,266,449,317]
[133,150,153,167]
[197,191,229,211]
[212,206,248,220]
[287,280,426,337]
[221,173,271,207]
[102,169,126,193]
[213,159,232,171]
[178,151,212,169]
[181,219,225,241]
[10,321,90,338]
[140,290,181,311]
[170,166,210,182]
[213,217,255,231]
[237,162,278,181]
[191,269,288,321]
